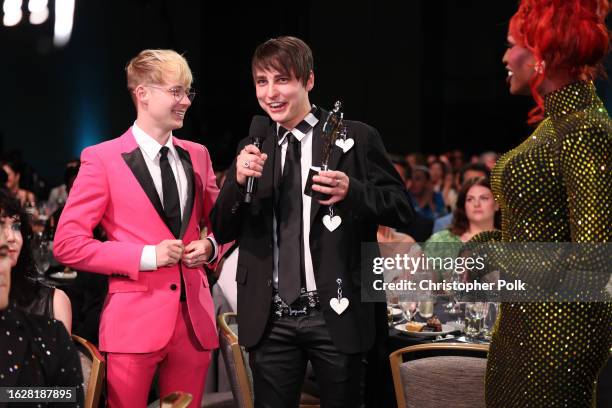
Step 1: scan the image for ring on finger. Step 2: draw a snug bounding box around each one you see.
[243,160,250,169]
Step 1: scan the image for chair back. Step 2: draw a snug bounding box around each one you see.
[218,312,254,408]
[390,343,489,408]
[160,391,193,408]
[72,334,106,408]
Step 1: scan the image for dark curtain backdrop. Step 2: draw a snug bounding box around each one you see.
[0,0,609,186]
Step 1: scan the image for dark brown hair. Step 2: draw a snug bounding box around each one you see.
[449,177,500,236]
[252,36,313,86]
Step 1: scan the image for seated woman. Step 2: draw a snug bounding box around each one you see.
[0,229,84,405]
[2,160,36,207]
[0,190,72,332]
[424,177,500,282]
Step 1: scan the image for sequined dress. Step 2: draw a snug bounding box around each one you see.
[0,307,84,407]
[487,81,612,407]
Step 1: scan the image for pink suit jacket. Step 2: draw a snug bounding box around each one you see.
[54,129,220,353]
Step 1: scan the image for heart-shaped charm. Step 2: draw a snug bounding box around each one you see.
[335,138,354,153]
[323,214,342,231]
[330,297,349,315]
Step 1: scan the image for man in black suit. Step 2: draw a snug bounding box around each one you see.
[211,36,413,407]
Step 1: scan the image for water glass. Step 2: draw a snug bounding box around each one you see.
[31,232,51,279]
[482,302,499,341]
[464,302,485,339]
[418,300,434,319]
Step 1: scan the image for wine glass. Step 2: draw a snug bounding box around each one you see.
[31,231,51,280]
[399,294,418,323]
[450,262,469,308]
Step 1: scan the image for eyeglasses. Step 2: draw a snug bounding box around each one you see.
[145,85,196,102]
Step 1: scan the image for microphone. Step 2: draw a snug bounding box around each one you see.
[244,115,270,203]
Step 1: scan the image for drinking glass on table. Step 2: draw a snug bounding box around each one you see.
[399,294,418,323]
[464,302,486,340]
[31,231,51,280]
[385,285,400,308]
[482,302,499,341]
[386,283,402,326]
[387,307,394,327]
[418,292,435,319]
[446,265,466,311]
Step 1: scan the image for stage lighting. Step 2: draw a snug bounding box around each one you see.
[3,0,23,27]
[28,0,49,25]
[53,0,75,47]
[1,0,75,47]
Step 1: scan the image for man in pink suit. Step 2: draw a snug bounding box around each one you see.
[54,49,220,407]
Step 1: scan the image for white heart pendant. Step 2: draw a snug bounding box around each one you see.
[322,214,342,231]
[330,297,349,315]
[335,138,354,153]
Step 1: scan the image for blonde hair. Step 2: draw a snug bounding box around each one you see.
[125,49,193,92]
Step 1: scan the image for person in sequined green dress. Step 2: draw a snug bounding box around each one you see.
[487,0,612,406]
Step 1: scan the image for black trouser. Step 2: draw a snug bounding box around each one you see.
[249,309,363,408]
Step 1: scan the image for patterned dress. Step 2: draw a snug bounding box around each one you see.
[487,81,612,407]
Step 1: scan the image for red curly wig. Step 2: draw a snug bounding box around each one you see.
[509,0,610,124]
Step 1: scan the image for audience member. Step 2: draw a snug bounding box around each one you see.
[480,151,498,171]
[388,157,434,242]
[433,162,490,233]
[2,159,36,207]
[408,165,446,220]
[424,177,500,281]
[47,159,80,215]
[0,229,84,406]
[1,190,72,332]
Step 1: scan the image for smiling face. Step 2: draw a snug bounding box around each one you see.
[126,50,194,136]
[502,34,536,96]
[465,184,498,226]
[254,67,313,130]
[135,76,192,133]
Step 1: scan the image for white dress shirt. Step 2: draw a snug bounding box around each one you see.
[132,122,217,270]
[272,112,319,292]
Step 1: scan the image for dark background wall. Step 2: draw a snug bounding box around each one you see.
[0,0,610,187]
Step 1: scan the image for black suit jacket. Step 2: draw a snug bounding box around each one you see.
[211,111,413,353]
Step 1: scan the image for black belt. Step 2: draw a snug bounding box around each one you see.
[272,289,319,318]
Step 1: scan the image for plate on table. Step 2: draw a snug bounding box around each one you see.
[394,323,457,338]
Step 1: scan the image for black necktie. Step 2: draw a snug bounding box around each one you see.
[277,130,305,305]
[159,146,181,238]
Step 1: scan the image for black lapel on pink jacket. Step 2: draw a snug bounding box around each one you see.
[175,145,195,239]
[121,148,169,232]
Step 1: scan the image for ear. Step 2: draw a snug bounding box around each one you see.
[305,70,315,92]
[134,85,149,106]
